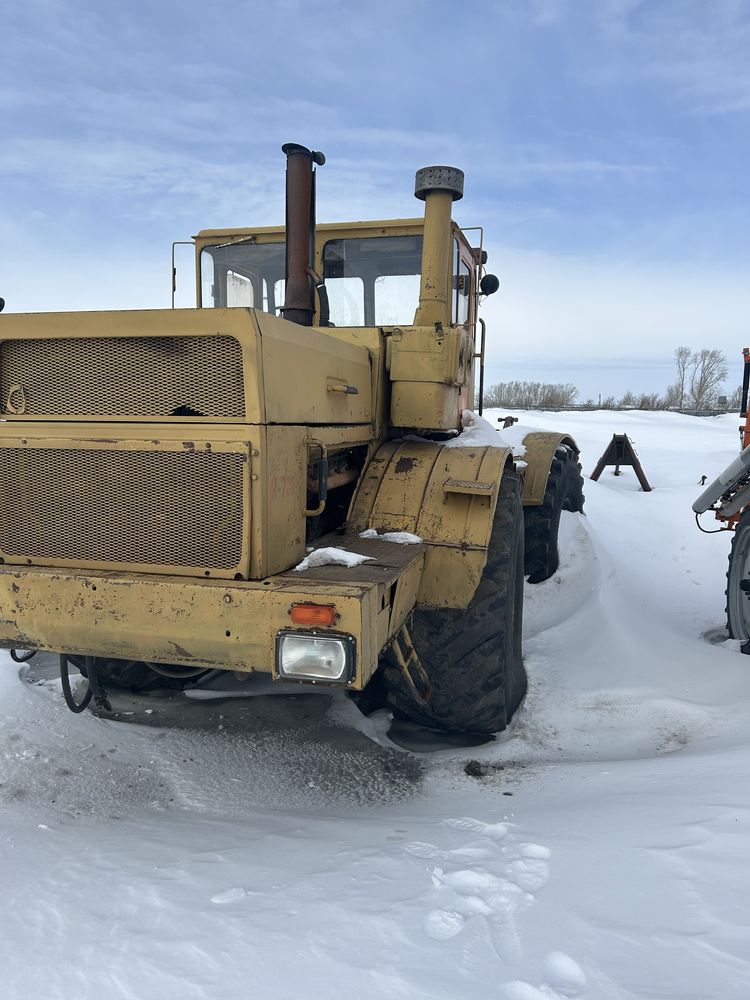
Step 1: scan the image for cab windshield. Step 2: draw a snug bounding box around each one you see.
[200,233,424,327]
[322,235,423,327]
[200,241,285,311]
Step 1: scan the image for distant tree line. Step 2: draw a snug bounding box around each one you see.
[482,347,738,412]
[482,381,578,408]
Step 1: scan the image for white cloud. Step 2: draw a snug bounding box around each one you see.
[529,0,570,26]
[481,243,749,374]
[585,0,750,115]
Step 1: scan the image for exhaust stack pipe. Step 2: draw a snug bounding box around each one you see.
[413,166,464,327]
[280,142,326,326]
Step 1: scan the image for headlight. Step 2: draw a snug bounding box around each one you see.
[275,630,355,684]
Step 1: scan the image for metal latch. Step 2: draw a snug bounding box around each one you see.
[327,381,359,394]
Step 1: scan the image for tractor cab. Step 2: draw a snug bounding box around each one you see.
[195,219,479,333]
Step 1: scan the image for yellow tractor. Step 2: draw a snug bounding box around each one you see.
[0,144,582,734]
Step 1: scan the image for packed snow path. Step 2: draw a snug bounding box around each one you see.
[1,410,749,999]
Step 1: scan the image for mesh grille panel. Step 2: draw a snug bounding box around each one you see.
[0,335,245,417]
[0,447,247,571]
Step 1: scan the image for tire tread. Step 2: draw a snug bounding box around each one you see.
[382,469,526,734]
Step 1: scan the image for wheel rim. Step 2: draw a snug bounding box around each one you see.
[728,524,750,639]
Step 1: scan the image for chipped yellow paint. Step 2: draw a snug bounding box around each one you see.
[348,440,513,608]
[0,536,424,690]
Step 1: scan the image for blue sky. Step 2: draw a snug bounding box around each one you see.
[2,0,749,398]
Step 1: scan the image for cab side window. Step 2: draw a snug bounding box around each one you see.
[452,239,471,326]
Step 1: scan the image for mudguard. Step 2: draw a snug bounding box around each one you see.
[516,431,579,506]
[348,439,513,609]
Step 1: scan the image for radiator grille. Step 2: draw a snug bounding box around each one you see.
[0,446,247,573]
[0,335,245,417]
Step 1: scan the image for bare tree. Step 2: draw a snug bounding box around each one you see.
[673,345,692,409]
[728,384,743,412]
[636,392,664,410]
[689,349,728,409]
[666,346,729,410]
[663,383,680,408]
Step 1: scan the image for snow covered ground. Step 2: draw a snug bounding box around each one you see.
[2,408,749,999]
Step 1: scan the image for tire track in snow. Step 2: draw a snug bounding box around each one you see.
[523,514,601,642]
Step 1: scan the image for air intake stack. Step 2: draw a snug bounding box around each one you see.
[413,165,464,327]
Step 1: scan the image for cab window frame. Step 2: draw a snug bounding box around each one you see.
[322,234,424,328]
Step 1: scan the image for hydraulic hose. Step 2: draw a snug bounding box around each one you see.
[10,649,37,663]
[59,654,112,713]
[60,653,93,713]
[307,267,330,327]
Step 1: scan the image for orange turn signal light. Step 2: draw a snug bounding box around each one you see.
[290,602,338,627]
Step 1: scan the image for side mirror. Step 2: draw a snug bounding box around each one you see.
[480,274,499,296]
[0,298,5,313]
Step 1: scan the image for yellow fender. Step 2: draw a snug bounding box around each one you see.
[348,439,514,609]
[518,431,579,507]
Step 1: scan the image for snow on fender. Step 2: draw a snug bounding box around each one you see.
[293,547,373,572]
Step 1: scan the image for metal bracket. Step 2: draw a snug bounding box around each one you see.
[390,623,432,705]
[304,438,328,517]
[475,317,486,415]
[590,433,652,492]
[171,241,194,309]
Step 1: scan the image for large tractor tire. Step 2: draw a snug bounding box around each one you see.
[524,445,584,584]
[382,468,526,735]
[726,507,750,642]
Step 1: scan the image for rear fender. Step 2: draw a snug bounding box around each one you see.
[518,432,579,506]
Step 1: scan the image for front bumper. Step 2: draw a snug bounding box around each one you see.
[0,534,424,690]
